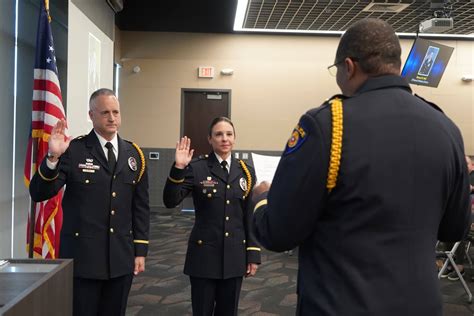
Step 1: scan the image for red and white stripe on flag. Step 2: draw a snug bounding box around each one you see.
[24,1,67,259]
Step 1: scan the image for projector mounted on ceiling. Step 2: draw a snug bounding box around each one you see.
[419,0,454,33]
[419,17,454,33]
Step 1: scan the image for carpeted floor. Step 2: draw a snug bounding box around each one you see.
[126,209,474,315]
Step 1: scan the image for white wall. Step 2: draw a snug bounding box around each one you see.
[67,1,114,137]
[0,0,15,258]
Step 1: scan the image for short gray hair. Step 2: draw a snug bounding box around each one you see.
[89,88,116,110]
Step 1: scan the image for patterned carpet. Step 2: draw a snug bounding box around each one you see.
[126,209,474,315]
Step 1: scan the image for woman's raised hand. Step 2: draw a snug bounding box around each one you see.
[175,136,194,169]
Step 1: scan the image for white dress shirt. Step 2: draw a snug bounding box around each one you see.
[94,131,119,161]
[214,152,231,173]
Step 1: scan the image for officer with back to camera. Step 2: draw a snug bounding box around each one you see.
[252,18,471,316]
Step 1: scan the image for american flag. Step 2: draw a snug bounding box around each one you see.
[24,0,67,259]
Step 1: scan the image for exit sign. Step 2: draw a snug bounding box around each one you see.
[198,66,214,78]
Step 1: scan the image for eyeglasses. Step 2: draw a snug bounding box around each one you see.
[327,57,360,77]
[327,61,343,77]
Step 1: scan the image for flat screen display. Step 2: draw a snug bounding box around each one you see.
[401,38,454,88]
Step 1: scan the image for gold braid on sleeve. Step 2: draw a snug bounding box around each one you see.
[132,143,146,182]
[239,160,252,198]
[326,97,343,192]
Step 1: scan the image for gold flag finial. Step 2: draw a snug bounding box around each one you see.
[44,0,51,23]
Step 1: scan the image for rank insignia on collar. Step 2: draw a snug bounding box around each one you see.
[284,122,307,155]
[239,177,248,192]
[128,157,138,171]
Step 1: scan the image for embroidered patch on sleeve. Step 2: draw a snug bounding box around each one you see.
[284,122,308,155]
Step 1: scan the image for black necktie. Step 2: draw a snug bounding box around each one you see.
[221,160,229,177]
[105,142,116,172]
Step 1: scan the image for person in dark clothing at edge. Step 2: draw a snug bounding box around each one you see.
[163,117,261,315]
[251,18,471,316]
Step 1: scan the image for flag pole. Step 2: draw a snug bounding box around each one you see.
[25,0,65,259]
[28,203,36,258]
[28,138,38,258]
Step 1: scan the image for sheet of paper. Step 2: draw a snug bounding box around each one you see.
[251,153,281,183]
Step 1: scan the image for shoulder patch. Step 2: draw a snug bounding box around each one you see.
[284,122,308,155]
[74,135,86,140]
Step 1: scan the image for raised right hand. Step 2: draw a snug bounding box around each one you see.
[48,119,70,160]
[175,136,194,169]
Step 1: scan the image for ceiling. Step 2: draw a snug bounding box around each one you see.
[116,0,238,33]
[116,0,474,38]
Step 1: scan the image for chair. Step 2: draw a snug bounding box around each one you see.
[437,241,472,303]
[464,222,474,266]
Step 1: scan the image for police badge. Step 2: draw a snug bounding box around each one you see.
[128,157,138,171]
[239,177,248,192]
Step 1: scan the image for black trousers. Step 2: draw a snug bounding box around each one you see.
[190,276,243,316]
[73,274,133,316]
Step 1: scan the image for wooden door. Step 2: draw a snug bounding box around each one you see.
[181,89,230,157]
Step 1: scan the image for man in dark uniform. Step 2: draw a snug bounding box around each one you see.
[163,117,261,315]
[252,19,471,315]
[29,88,150,316]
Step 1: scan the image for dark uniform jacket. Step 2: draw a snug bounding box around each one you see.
[29,131,150,280]
[163,153,261,279]
[253,75,471,316]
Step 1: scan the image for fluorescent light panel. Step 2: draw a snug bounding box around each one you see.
[233,0,474,39]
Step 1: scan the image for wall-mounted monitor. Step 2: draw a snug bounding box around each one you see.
[401,38,454,88]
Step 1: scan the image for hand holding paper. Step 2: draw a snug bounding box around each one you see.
[252,181,271,199]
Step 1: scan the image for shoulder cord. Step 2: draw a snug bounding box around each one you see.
[326,97,343,192]
[239,160,252,198]
[132,143,146,182]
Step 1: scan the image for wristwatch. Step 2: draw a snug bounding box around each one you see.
[47,152,57,159]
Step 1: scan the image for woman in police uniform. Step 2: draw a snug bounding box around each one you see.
[163,117,261,316]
